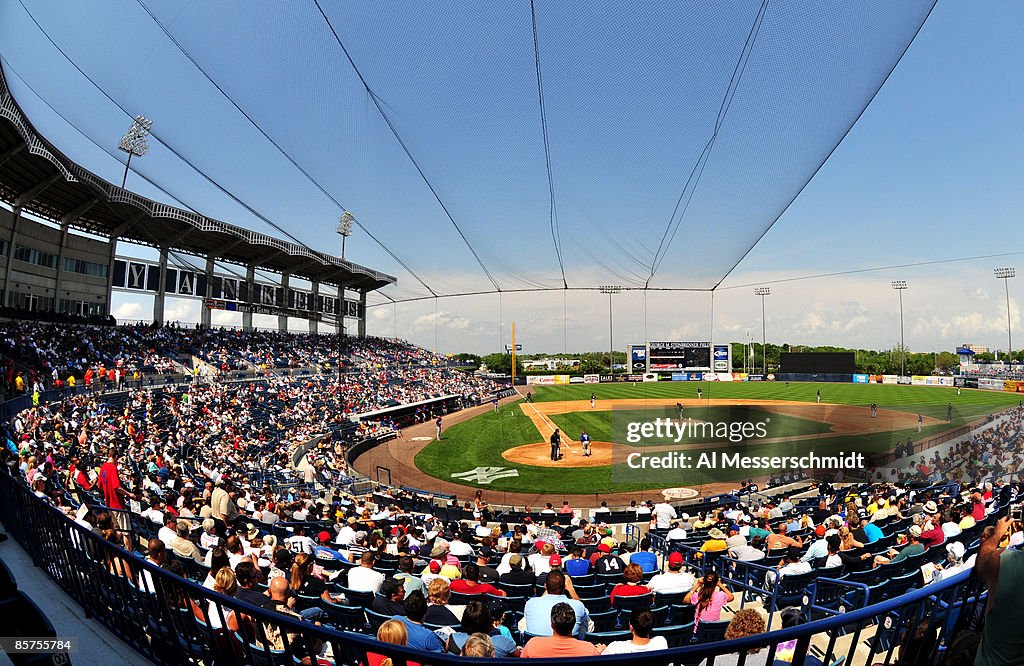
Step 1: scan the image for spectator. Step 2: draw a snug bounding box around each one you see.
[700,608,769,666]
[395,591,444,653]
[447,600,518,657]
[349,551,386,593]
[366,619,418,666]
[521,602,603,657]
[976,516,1024,665]
[609,563,650,604]
[602,608,668,655]
[523,571,589,639]
[684,571,734,624]
[647,551,695,595]
[423,578,460,627]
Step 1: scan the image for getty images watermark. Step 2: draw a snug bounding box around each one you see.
[610,406,867,484]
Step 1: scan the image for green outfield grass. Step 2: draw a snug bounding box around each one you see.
[415,383,1023,493]
[531,381,1021,421]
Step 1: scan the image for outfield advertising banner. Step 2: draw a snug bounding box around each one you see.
[1004,380,1023,393]
[881,375,898,384]
[911,376,955,386]
[747,374,764,381]
[713,344,730,372]
[671,373,686,381]
[853,374,870,383]
[978,378,1004,391]
[526,375,554,385]
[732,373,749,381]
[583,374,600,384]
[629,345,648,373]
[643,373,659,382]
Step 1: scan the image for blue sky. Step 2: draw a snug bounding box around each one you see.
[0,0,1020,354]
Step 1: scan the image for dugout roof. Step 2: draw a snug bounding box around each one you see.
[0,67,395,293]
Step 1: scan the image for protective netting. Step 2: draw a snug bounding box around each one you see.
[0,0,936,303]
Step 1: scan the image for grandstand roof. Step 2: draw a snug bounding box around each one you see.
[0,67,395,293]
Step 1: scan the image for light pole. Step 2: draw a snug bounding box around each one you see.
[336,212,355,382]
[754,287,770,375]
[117,115,152,188]
[337,211,354,262]
[892,280,908,376]
[995,267,1015,365]
[599,285,621,376]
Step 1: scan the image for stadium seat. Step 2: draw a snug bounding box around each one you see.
[320,599,368,633]
[653,622,695,648]
[364,608,392,632]
[586,629,632,643]
[694,619,730,643]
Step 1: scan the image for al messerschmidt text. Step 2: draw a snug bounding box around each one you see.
[625,450,865,470]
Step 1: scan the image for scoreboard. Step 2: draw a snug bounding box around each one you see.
[647,341,711,372]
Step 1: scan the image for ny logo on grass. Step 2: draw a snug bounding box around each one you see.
[451,466,520,485]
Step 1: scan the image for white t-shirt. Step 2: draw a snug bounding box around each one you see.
[647,571,695,595]
[347,566,385,593]
[602,636,669,654]
[653,503,678,529]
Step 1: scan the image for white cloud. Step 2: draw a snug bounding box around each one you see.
[113,301,143,320]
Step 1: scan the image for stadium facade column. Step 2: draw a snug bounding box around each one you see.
[309,281,319,335]
[279,272,290,332]
[55,199,97,314]
[358,289,367,337]
[200,255,214,328]
[153,246,168,325]
[4,174,63,304]
[336,282,345,335]
[242,264,255,331]
[2,205,21,305]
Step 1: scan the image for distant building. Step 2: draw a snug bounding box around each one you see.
[523,358,581,371]
[961,344,989,354]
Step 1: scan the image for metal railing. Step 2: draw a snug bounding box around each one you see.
[0,466,991,666]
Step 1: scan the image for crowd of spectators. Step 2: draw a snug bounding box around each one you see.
[885,407,1023,488]
[5,381,1021,663]
[1,323,1022,662]
[0,322,500,410]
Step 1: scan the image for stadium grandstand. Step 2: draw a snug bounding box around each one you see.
[1,2,1023,666]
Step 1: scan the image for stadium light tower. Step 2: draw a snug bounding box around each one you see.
[892,280,908,376]
[337,211,355,261]
[117,115,152,188]
[995,267,1015,364]
[754,287,770,375]
[599,285,621,376]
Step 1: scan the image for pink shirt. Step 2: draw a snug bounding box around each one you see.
[695,590,729,622]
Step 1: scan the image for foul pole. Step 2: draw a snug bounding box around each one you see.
[511,321,517,386]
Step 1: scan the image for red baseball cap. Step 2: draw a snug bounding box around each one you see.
[318,531,331,544]
[598,543,611,553]
[429,560,442,573]
[668,552,684,566]
[549,554,562,566]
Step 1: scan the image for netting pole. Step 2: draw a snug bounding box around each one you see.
[499,291,504,355]
[393,302,397,340]
[433,297,438,355]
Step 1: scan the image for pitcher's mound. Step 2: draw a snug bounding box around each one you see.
[502,441,613,468]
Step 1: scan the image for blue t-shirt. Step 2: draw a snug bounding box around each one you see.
[396,617,444,652]
[630,551,658,573]
[564,558,590,577]
[524,595,590,639]
[863,523,883,544]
